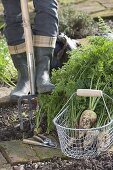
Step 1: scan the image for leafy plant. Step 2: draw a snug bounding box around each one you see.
[97,17,112,34]
[37,36,113,133]
[0,37,17,86]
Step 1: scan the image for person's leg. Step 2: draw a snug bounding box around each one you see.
[33,0,58,93]
[1,0,25,47]
[1,0,30,101]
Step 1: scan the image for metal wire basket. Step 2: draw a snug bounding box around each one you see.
[53,89,113,159]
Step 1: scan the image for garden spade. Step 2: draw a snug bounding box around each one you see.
[18,0,38,130]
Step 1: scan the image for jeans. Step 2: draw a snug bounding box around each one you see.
[1,0,58,46]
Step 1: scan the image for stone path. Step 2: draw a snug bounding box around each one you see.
[64,0,113,18]
[0,140,65,169]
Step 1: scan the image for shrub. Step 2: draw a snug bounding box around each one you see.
[58,7,97,38]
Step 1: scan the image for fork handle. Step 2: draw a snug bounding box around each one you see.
[33,135,44,143]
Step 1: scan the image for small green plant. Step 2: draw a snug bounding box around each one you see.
[97,17,112,34]
[0,37,17,86]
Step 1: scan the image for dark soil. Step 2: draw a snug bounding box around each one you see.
[0,103,35,141]
[12,152,113,170]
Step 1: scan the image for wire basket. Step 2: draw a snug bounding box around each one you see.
[53,89,113,159]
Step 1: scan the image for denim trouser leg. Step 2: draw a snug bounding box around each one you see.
[33,0,58,37]
[1,0,24,46]
[33,0,58,93]
[33,0,58,48]
[1,0,59,53]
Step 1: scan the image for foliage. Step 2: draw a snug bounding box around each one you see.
[0,38,17,86]
[97,17,113,34]
[58,7,97,39]
[37,36,113,132]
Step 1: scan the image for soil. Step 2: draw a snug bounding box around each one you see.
[12,152,113,170]
[0,102,35,141]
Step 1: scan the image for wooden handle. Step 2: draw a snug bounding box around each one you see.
[20,0,35,95]
[33,135,44,143]
[20,0,33,54]
[77,89,102,97]
[23,139,48,147]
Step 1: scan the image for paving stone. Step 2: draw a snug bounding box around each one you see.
[91,9,113,18]
[0,87,12,105]
[0,140,65,165]
[0,140,38,165]
[0,152,12,170]
[0,87,11,98]
[0,165,12,170]
[98,0,113,8]
[60,0,86,4]
[32,145,65,161]
[71,1,105,13]
[74,0,86,4]
[0,152,7,166]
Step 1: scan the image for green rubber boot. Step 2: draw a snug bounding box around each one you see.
[10,53,30,101]
[35,47,55,94]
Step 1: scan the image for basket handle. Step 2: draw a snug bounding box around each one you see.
[77,89,102,97]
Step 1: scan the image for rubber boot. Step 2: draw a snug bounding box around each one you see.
[10,52,30,101]
[35,47,55,94]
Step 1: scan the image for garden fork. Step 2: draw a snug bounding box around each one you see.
[18,0,38,130]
